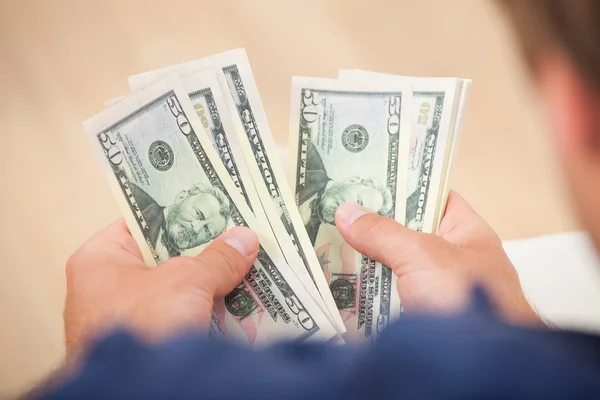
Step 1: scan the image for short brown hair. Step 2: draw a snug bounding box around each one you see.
[497,0,600,92]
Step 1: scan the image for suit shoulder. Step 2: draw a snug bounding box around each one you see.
[364,312,600,398]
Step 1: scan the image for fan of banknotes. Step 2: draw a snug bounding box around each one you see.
[83,48,470,345]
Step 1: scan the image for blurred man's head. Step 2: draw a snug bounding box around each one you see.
[319,177,393,224]
[165,184,230,250]
[499,0,600,250]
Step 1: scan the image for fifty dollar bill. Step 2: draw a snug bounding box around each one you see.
[338,69,471,321]
[338,70,468,234]
[83,76,336,344]
[181,69,270,229]
[129,49,346,333]
[287,77,412,339]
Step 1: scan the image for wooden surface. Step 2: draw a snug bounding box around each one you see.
[0,0,577,395]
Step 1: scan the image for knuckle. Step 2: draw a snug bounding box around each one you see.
[171,255,198,270]
[469,224,503,249]
[413,233,436,254]
[396,270,422,293]
[193,244,245,286]
[361,216,407,267]
[391,232,439,272]
[158,257,202,290]
[65,250,86,282]
[487,229,503,246]
[65,253,79,281]
[166,256,202,281]
[206,246,239,279]
[364,215,395,238]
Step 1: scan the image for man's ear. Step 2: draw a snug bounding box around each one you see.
[538,53,600,156]
[537,52,600,253]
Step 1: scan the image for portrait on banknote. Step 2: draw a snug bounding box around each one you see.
[298,141,393,246]
[130,182,230,257]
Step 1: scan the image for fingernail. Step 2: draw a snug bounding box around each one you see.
[336,202,372,225]
[223,227,258,257]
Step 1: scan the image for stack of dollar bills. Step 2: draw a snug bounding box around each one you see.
[83,48,470,345]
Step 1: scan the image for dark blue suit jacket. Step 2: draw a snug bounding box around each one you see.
[43,289,600,399]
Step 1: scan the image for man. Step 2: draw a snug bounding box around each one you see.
[130,182,231,258]
[299,141,393,244]
[33,1,600,398]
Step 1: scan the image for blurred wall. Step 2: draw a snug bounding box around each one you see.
[0,0,577,396]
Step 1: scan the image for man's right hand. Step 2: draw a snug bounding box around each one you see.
[335,191,542,325]
[64,219,259,362]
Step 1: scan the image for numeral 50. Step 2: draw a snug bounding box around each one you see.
[99,131,123,166]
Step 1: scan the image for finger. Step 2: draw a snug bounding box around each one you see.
[335,202,430,270]
[81,218,142,260]
[437,191,499,245]
[67,219,143,280]
[94,218,143,259]
[189,227,259,297]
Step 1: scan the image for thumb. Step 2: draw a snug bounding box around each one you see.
[335,202,431,270]
[191,226,259,297]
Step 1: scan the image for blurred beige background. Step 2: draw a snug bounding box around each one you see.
[0,0,578,396]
